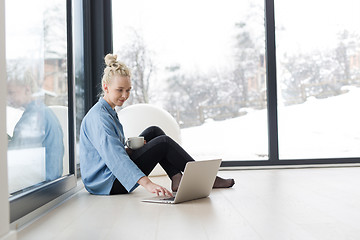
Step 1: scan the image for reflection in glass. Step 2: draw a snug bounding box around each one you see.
[6,0,68,195]
[112,0,267,160]
[275,0,360,159]
[7,72,64,182]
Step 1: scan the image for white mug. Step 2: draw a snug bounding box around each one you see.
[126,136,145,150]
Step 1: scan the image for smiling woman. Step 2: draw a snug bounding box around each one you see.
[101,54,132,108]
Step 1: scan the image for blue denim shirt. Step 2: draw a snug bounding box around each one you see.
[79,98,145,195]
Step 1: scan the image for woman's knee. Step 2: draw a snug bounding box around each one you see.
[147,126,166,135]
[156,135,179,148]
[154,134,170,142]
[140,126,166,140]
[150,135,176,147]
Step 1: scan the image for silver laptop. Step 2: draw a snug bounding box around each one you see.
[142,159,222,204]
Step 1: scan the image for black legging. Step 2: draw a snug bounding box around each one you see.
[110,126,195,195]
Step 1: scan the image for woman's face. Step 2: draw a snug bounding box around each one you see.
[103,74,132,109]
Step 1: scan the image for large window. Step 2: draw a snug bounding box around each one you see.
[6,0,69,195]
[112,0,360,165]
[112,0,268,161]
[275,0,360,159]
[6,0,76,222]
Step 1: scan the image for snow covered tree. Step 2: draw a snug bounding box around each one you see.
[116,30,154,104]
[280,29,360,105]
[335,30,360,83]
[232,2,266,109]
[163,65,220,126]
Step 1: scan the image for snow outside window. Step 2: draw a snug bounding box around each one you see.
[112,0,268,161]
[275,0,360,159]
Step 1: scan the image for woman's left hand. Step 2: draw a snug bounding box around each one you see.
[125,147,133,155]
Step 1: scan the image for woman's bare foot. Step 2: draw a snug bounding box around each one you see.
[213,176,235,188]
[171,173,182,192]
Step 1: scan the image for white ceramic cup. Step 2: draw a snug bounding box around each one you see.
[126,136,145,150]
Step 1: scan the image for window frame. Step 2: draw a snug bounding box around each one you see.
[221,0,360,167]
[110,0,360,167]
[222,0,360,167]
[9,0,360,223]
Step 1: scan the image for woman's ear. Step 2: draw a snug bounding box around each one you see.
[103,83,109,93]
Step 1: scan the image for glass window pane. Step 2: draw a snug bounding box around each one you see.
[112,0,268,161]
[275,0,360,159]
[6,0,68,195]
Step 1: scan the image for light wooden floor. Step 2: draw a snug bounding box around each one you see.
[17,167,360,240]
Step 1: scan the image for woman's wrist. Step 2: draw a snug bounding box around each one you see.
[137,176,151,187]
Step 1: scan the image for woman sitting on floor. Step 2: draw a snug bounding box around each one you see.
[79,54,235,196]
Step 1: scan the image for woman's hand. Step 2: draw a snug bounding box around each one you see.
[137,176,173,197]
[125,147,133,155]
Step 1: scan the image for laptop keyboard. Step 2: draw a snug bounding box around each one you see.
[161,196,175,201]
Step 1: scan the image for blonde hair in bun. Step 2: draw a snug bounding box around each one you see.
[101,53,131,94]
